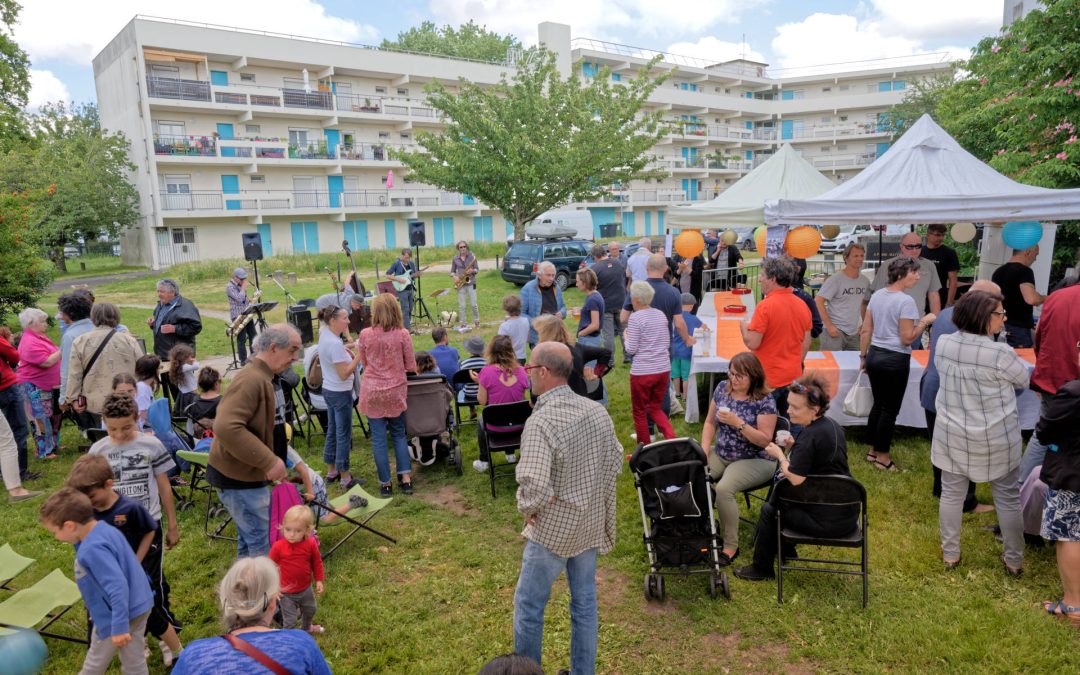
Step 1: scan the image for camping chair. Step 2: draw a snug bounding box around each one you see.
[0,544,33,591]
[176,450,237,542]
[85,428,108,444]
[310,484,395,561]
[477,400,532,498]
[0,569,87,644]
[451,367,484,437]
[739,417,791,527]
[298,377,328,449]
[774,475,869,607]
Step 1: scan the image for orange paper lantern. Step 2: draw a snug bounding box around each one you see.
[674,230,705,258]
[754,226,767,254]
[784,226,822,258]
[821,225,841,240]
[720,229,739,246]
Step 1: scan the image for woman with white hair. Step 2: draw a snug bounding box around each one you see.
[624,280,675,444]
[172,557,331,674]
[16,308,61,461]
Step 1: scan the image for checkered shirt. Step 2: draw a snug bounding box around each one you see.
[516,384,623,557]
[226,279,249,321]
[931,331,1031,482]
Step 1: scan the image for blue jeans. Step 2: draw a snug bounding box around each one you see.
[0,386,28,475]
[1004,322,1034,349]
[368,413,411,485]
[513,539,599,675]
[216,486,270,558]
[322,389,354,472]
[1019,396,1052,484]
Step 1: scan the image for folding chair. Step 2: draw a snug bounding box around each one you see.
[86,428,108,444]
[0,569,88,644]
[176,450,237,542]
[739,416,790,527]
[451,367,483,437]
[0,544,33,591]
[311,484,395,561]
[298,378,328,449]
[774,475,869,607]
[477,400,532,498]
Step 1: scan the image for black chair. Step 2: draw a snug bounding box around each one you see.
[739,416,790,527]
[477,400,532,498]
[451,368,484,437]
[298,377,328,449]
[774,475,868,607]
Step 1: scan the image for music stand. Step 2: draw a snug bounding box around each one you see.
[376,281,398,297]
[226,301,279,372]
[428,288,450,326]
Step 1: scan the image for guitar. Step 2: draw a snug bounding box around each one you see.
[389,264,432,292]
[341,240,370,333]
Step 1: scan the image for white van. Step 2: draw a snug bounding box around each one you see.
[525,210,595,242]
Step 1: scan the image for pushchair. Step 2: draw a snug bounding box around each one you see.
[403,373,462,475]
[629,437,730,601]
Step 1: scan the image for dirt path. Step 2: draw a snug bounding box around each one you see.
[48,269,156,292]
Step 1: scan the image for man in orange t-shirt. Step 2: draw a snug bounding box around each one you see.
[740,257,812,420]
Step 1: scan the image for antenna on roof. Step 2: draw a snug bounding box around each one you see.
[741,33,746,61]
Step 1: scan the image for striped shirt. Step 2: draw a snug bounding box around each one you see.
[517,385,623,557]
[624,307,671,376]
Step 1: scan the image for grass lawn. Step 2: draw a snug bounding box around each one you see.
[3,268,1076,673]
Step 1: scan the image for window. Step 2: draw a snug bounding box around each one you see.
[839,115,848,122]
[250,175,265,184]
[822,86,832,92]
[157,120,185,137]
[375,86,387,94]
[396,87,408,96]
[837,144,848,151]
[611,73,621,82]
[172,227,196,244]
[821,116,831,123]
[839,84,850,91]
[150,64,179,77]
[378,131,390,139]
[399,132,411,141]
[820,146,831,152]
[240,73,255,83]
[245,124,261,134]
[288,128,309,146]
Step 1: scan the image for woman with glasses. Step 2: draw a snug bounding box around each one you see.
[451,240,480,332]
[700,352,778,565]
[932,290,1030,575]
[734,371,855,581]
[316,305,363,489]
[860,257,937,472]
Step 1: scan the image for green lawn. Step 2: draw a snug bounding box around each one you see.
[3,268,1076,673]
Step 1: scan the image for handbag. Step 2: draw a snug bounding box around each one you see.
[843,370,873,417]
[220,632,292,675]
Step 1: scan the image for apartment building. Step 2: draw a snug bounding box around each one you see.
[93,17,952,268]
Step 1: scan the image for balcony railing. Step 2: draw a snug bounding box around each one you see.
[153,134,217,156]
[810,152,878,169]
[288,142,334,160]
[147,77,211,102]
[158,188,472,212]
[153,135,414,164]
[785,123,890,141]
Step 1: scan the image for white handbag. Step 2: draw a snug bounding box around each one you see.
[843,370,874,417]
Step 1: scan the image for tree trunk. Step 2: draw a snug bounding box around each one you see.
[51,247,68,274]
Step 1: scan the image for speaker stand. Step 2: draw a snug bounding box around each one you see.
[411,244,435,327]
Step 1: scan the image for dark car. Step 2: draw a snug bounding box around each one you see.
[500,237,592,289]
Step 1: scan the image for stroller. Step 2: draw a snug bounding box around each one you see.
[403,373,462,475]
[629,437,730,601]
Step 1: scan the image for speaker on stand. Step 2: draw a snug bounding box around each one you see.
[408,220,426,247]
[405,221,433,326]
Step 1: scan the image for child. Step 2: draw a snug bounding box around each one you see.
[183,367,221,437]
[269,504,326,634]
[167,344,199,416]
[134,354,161,432]
[497,295,531,364]
[111,373,137,399]
[67,455,184,666]
[414,350,440,375]
[458,335,486,408]
[39,487,154,674]
[429,327,459,383]
[671,292,702,403]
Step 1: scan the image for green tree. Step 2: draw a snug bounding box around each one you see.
[398,50,670,241]
[0,0,30,146]
[0,186,53,318]
[878,70,956,136]
[381,20,521,63]
[0,102,139,272]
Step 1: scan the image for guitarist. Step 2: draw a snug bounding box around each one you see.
[450,240,480,332]
[386,248,422,332]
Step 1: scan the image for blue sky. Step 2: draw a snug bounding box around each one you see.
[15,0,1003,108]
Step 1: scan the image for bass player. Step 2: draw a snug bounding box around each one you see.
[450,240,480,332]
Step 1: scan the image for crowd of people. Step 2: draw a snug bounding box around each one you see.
[3,226,1079,674]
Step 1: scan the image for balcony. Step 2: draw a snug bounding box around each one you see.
[153,135,413,166]
[784,123,891,142]
[809,152,878,169]
[288,142,334,160]
[147,77,211,102]
[158,188,473,213]
[153,134,217,157]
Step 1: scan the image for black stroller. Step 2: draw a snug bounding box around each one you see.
[629,437,730,601]
[403,373,463,475]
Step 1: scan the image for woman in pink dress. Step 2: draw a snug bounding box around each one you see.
[356,294,417,497]
[16,309,61,460]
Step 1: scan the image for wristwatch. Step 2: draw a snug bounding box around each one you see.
[737,422,748,432]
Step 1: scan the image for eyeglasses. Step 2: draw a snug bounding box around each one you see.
[729,371,747,380]
[991,310,1007,317]
[523,364,546,373]
[902,244,923,250]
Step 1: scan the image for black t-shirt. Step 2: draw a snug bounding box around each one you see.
[95,494,158,553]
[539,284,559,315]
[590,258,627,311]
[991,262,1036,328]
[624,278,682,333]
[921,245,960,302]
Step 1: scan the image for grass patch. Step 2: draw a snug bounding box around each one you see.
[50,255,142,280]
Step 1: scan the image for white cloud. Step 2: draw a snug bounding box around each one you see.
[665,37,765,65]
[27,69,70,111]
[870,0,1000,41]
[15,0,379,65]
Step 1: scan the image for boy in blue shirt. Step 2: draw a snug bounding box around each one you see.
[429,327,460,383]
[671,292,703,405]
[39,487,153,675]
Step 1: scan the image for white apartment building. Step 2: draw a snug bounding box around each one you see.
[93,17,952,268]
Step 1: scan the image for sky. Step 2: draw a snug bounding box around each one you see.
[13,0,1005,110]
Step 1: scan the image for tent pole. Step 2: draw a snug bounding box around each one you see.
[878,226,883,267]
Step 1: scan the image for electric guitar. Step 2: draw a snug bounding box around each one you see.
[389,265,432,292]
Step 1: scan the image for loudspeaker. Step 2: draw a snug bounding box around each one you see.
[408,220,426,247]
[287,305,314,345]
[242,232,264,261]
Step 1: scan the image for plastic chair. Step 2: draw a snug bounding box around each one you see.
[310,484,396,560]
[773,475,869,607]
[477,400,532,498]
[0,569,87,644]
[0,545,33,591]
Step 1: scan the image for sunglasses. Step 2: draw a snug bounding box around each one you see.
[902,244,923,250]
[788,382,823,406]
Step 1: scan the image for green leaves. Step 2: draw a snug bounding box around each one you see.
[380,20,521,64]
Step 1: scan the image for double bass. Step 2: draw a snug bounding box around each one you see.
[341,240,371,334]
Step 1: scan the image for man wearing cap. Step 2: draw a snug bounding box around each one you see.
[227,268,257,364]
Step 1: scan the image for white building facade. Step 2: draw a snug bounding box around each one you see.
[93,17,952,268]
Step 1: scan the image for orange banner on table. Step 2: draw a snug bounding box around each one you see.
[803,351,841,398]
[714,320,748,360]
[1014,348,1036,365]
[911,350,930,367]
[713,291,747,316]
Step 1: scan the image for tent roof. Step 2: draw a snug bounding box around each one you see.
[765,114,1080,225]
[668,144,836,227]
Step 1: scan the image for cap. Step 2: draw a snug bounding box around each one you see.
[233,268,248,280]
[463,336,486,355]
[350,293,365,306]
[680,292,696,306]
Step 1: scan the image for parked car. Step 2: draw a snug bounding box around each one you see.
[819,224,912,253]
[500,236,593,289]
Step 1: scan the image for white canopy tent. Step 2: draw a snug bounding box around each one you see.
[668,144,837,228]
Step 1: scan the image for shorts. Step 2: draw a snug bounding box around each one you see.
[1041,488,1080,542]
[670,358,692,381]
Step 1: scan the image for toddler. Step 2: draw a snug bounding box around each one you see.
[269,504,326,633]
[497,295,530,363]
[167,344,199,415]
[671,292,703,402]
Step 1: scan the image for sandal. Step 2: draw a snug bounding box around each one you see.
[1043,600,1080,624]
[865,452,878,463]
[717,548,739,567]
[873,460,900,472]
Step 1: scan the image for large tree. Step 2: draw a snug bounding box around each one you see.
[0,186,53,319]
[381,20,520,64]
[397,50,670,241]
[0,0,30,146]
[0,102,139,271]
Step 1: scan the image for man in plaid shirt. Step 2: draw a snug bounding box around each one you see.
[513,342,623,675]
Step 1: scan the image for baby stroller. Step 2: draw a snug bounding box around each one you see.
[403,373,462,475]
[629,437,730,601]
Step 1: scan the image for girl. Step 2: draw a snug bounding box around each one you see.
[472,335,529,473]
[268,505,326,634]
[414,351,440,376]
[134,354,162,433]
[184,367,221,437]
[167,344,199,416]
[111,373,137,398]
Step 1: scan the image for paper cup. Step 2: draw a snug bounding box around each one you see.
[776,430,792,445]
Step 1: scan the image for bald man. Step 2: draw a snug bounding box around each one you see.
[627,237,652,283]
[872,232,942,315]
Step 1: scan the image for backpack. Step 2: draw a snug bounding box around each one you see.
[308,353,323,389]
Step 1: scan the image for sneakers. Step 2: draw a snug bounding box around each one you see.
[473,460,490,472]
[379,484,393,497]
[456,324,471,333]
[399,481,414,496]
[734,565,775,581]
[506,454,517,464]
[159,640,175,667]
[308,624,325,634]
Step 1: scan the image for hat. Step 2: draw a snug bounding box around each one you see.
[463,335,485,356]
[680,293,696,306]
[233,268,248,280]
[350,293,365,306]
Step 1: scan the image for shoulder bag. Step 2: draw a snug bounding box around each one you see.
[220,632,292,675]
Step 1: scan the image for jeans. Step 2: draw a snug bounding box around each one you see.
[216,486,271,558]
[280,587,318,631]
[236,321,257,364]
[601,311,624,367]
[925,409,977,511]
[458,284,479,325]
[865,346,910,455]
[513,540,599,675]
[631,372,674,444]
[369,413,411,485]
[322,389,354,473]
[0,386,28,475]
[1019,397,1051,484]
[399,288,415,330]
[1004,322,1034,349]
[940,467,1024,568]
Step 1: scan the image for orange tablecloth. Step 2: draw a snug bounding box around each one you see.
[803,351,841,398]
[912,348,1035,368]
[712,291,749,316]
[711,292,751,360]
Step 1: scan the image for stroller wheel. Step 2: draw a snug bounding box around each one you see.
[644,573,664,602]
[718,571,731,600]
[179,500,194,512]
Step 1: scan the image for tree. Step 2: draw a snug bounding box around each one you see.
[397,50,670,241]
[0,0,30,146]
[381,21,521,64]
[0,102,139,272]
[878,70,957,136]
[0,186,53,319]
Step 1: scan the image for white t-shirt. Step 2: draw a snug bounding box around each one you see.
[818,271,871,335]
[88,434,175,521]
[178,362,199,394]
[868,288,920,354]
[498,316,531,360]
[135,381,154,431]
[317,327,353,392]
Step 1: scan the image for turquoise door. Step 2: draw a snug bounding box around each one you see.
[463,195,476,206]
[876,142,890,158]
[781,120,793,140]
[291,222,305,253]
[645,211,652,236]
[221,175,240,210]
[256,223,272,256]
[623,212,635,236]
[432,217,455,247]
[324,130,339,159]
[472,216,493,242]
[210,70,228,86]
[590,208,615,238]
[681,179,698,201]
[505,219,515,240]
[658,211,665,232]
[304,222,319,253]
[217,123,236,157]
[327,175,343,208]
[384,219,396,249]
[344,221,368,250]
